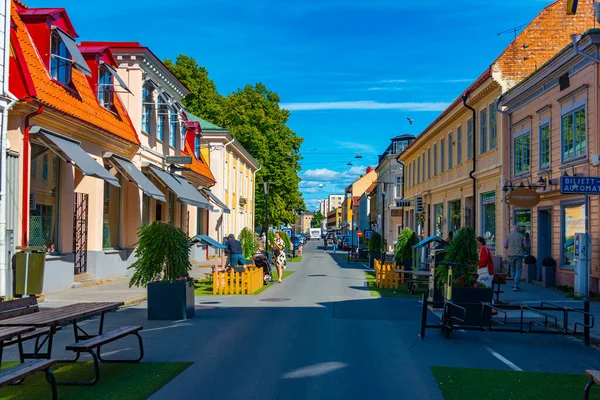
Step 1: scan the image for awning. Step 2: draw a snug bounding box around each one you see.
[412,235,447,249]
[31,127,120,187]
[104,153,165,202]
[201,188,230,214]
[148,165,213,210]
[53,27,92,77]
[100,61,132,94]
[189,234,225,250]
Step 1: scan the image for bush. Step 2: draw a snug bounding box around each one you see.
[436,227,478,288]
[542,257,556,267]
[280,231,292,250]
[267,231,275,251]
[368,231,382,253]
[239,227,259,259]
[524,255,537,264]
[394,228,419,264]
[128,221,191,287]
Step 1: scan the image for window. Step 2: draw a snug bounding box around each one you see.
[181,205,188,233]
[239,171,242,195]
[142,194,150,226]
[480,108,487,154]
[422,152,425,181]
[434,144,438,175]
[395,176,402,198]
[562,202,585,268]
[157,99,168,142]
[181,124,186,149]
[412,160,415,186]
[489,104,497,149]
[448,133,453,169]
[50,31,71,85]
[169,111,178,147]
[457,126,462,164]
[142,85,153,134]
[98,66,113,108]
[481,192,496,253]
[197,207,205,235]
[102,176,121,249]
[29,144,60,252]
[448,199,461,235]
[434,203,443,237]
[513,130,531,175]
[168,192,175,224]
[561,106,586,162]
[194,136,201,158]
[440,138,445,173]
[417,156,420,184]
[539,123,550,169]
[233,166,236,194]
[427,148,431,179]
[467,118,473,160]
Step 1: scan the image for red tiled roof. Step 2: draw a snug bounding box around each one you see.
[10,1,140,145]
[182,123,216,185]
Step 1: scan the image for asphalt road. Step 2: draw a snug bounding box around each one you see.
[13,241,600,399]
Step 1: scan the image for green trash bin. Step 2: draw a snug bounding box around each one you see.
[15,247,46,296]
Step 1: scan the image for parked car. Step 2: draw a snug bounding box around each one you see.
[337,235,349,247]
[342,236,351,250]
[291,236,301,249]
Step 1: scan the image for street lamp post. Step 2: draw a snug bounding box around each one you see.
[261,181,275,238]
[380,182,386,262]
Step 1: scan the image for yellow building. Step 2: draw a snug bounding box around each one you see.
[327,207,342,231]
[341,169,376,233]
[399,0,596,255]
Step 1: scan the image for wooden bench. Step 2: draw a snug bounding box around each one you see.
[584,369,600,399]
[0,359,57,399]
[406,278,428,295]
[62,326,143,386]
[0,297,61,353]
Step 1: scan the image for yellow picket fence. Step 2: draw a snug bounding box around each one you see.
[213,267,263,295]
[374,259,399,289]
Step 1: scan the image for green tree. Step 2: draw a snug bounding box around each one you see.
[165,57,306,232]
[311,211,325,228]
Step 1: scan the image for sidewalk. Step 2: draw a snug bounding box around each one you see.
[497,280,600,342]
[40,277,147,307]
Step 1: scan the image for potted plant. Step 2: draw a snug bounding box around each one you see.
[524,255,537,283]
[239,227,258,261]
[541,257,556,288]
[394,228,419,269]
[435,227,493,326]
[368,231,382,269]
[128,221,194,321]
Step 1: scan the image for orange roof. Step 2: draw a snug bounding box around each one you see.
[182,125,216,185]
[10,0,139,145]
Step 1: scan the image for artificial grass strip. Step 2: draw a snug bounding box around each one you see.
[0,361,192,400]
[364,271,427,298]
[194,279,213,296]
[288,256,302,262]
[430,366,591,400]
[254,270,295,295]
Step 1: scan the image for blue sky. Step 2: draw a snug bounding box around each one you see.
[29,0,553,210]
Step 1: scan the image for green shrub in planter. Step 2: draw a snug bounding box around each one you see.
[239,228,259,259]
[368,231,382,254]
[436,227,478,288]
[128,221,194,320]
[394,228,418,268]
[280,231,292,250]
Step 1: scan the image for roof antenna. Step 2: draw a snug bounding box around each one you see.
[497,24,527,40]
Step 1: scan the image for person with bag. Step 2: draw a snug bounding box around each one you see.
[269,231,287,283]
[476,236,494,288]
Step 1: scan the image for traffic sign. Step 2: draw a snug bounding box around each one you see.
[166,155,192,165]
[560,176,600,194]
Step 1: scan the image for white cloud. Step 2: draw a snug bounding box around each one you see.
[302,165,373,182]
[281,101,449,111]
[334,141,377,154]
[302,168,340,181]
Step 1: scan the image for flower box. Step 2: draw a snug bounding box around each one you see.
[449,287,494,326]
[147,281,195,321]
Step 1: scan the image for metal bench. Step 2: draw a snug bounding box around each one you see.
[0,297,61,358]
[0,359,57,399]
[585,370,600,399]
[63,325,143,385]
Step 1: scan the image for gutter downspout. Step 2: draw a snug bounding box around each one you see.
[255,163,262,235]
[462,93,477,230]
[395,156,405,231]
[496,96,512,241]
[22,105,44,248]
[221,137,235,241]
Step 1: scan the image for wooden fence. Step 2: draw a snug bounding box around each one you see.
[213,267,263,295]
[374,259,399,289]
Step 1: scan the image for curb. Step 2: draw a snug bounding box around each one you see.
[123,294,147,307]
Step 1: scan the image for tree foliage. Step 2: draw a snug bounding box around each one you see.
[394,228,419,266]
[436,227,479,288]
[239,227,259,259]
[311,211,325,228]
[368,231,382,254]
[165,56,306,231]
[128,221,191,287]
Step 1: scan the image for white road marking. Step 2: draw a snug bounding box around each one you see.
[486,347,522,371]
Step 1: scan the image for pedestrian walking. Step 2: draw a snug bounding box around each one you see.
[270,232,286,283]
[226,233,246,271]
[332,234,338,253]
[504,225,526,291]
[476,236,494,288]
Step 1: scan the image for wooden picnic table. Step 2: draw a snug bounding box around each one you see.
[0,326,35,365]
[0,302,124,361]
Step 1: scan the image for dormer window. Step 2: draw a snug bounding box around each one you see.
[98,66,113,108]
[49,27,91,85]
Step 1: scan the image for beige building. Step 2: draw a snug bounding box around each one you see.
[399,0,596,256]
[328,194,344,211]
[341,169,376,233]
[297,212,313,234]
[499,30,600,290]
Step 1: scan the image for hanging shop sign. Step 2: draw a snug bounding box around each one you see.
[507,188,540,208]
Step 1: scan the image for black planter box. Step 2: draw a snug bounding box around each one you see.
[369,253,378,269]
[147,281,195,321]
[543,266,556,288]
[450,287,494,326]
[526,263,537,283]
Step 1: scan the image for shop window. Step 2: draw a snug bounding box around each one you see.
[102,177,121,249]
[457,126,463,164]
[562,203,585,269]
[467,118,473,160]
[480,108,487,154]
[434,203,443,237]
[481,192,496,254]
[561,107,586,162]
[29,144,60,252]
[142,85,154,134]
[513,131,531,175]
[489,103,497,149]
[514,209,532,244]
[448,199,461,235]
[50,31,71,85]
[98,66,113,108]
